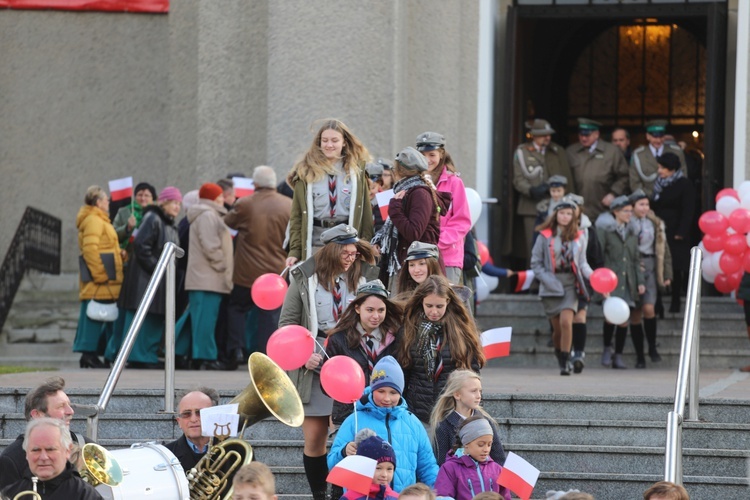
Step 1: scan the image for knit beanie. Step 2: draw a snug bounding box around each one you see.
[355,429,396,469]
[134,182,157,201]
[158,186,183,203]
[199,182,224,201]
[369,356,404,395]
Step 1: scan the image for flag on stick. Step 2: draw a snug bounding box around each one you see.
[498,452,540,500]
[327,455,376,496]
[514,270,535,292]
[481,327,512,359]
[375,189,394,220]
[233,177,255,198]
[109,176,133,202]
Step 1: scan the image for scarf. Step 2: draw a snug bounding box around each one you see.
[415,314,444,381]
[652,169,683,201]
[370,174,428,276]
[121,202,145,249]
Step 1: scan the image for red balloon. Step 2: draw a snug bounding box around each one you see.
[477,241,491,266]
[266,325,314,370]
[728,271,744,290]
[590,268,618,294]
[719,252,743,275]
[728,208,750,234]
[724,233,748,255]
[320,356,365,404]
[714,273,735,294]
[702,233,725,253]
[698,211,729,236]
[716,188,740,203]
[251,273,288,310]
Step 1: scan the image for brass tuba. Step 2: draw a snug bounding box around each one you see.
[79,443,124,487]
[187,352,304,500]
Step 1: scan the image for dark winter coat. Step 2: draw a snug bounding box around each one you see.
[164,434,207,473]
[388,185,451,264]
[118,204,180,314]
[1,462,103,500]
[651,177,696,271]
[434,410,506,467]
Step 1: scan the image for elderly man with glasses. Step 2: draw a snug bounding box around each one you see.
[629,120,688,197]
[566,117,630,220]
[164,387,220,473]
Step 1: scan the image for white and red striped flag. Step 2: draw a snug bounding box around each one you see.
[481,327,512,359]
[109,176,133,202]
[327,455,376,496]
[498,452,540,500]
[233,177,255,198]
[514,270,535,292]
[375,189,394,221]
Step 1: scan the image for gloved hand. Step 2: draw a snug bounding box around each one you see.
[529,183,550,201]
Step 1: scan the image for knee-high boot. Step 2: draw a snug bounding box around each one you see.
[571,323,587,373]
[630,323,646,368]
[601,321,615,367]
[644,317,661,362]
[303,453,329,500]
[612,325,628,369]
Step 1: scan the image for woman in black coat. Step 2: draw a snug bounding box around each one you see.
[651,153,695,313]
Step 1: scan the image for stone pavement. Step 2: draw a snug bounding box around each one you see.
[1,364,748,401]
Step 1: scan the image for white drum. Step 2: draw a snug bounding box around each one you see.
[95,442,190,500]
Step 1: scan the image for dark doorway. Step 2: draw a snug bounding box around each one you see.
[493,1,727,265]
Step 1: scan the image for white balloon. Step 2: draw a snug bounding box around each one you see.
[465,188,482,229]
[738,181,750,201]
[697,241,706,253]
[475,274,490,302]
[701,254,714,274]
[702,268,717,283]
[480,272,499,293]
[717,196,740,217]
[710,250,723,275]
[741,194,750,210]
[603,297,630,325]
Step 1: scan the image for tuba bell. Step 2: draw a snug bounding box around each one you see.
[187,352,304,500]
[79,443,124,487]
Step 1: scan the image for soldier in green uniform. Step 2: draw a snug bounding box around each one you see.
[629,120,688,197]
[512,118,573,254]
[566,118,630,221]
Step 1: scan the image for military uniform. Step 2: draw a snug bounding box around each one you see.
[566,139,629,221]
[630,143,688,197]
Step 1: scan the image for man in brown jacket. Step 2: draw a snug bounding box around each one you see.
[223,166,292,366]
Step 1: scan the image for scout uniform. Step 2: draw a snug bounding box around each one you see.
[629,120,688,197]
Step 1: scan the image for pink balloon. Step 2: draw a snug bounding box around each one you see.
[724,233,748,255]
[251,273,289,310]
[716,188,740,202]
[719,252,743,275]
[266,325,314,370]
[320,356,365,404]
[590,268,618,294]
[714,273,735,294]
[728,208,750,234]
[702,233,725,253]
[698,211,729,236]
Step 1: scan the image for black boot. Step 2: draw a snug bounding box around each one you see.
[631,323,646,368]
[644,317,661,362]
[601,321,615,366]
[303,453,329,500]
[571,323,586,373]
[559,351,571,376]
[612,326,628,369]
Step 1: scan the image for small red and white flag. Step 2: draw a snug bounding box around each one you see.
[233,177,255,198]
[109,176,133,202]
[375,189,394,221]
[498,452,540,500]
[481,327,512,359]
[327,455,376,496]
[514,270,535,292]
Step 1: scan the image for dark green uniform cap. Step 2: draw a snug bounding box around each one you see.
[645,119,668,135]
[577,117,602,131]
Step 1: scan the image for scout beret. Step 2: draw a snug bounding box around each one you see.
[365,162,384,178]
[395,147,429,172]
[610,195,632,211]
[377,157,394,170]
[356,279,390,299]
[563,193,584,207]
[320,224,359,245]
[548,175,568,187]
[628,189,648,204]
[415,131,445,152]
[405,241,440,261]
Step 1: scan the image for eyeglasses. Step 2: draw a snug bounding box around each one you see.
[341,251,360,260]
[178,409,202,419]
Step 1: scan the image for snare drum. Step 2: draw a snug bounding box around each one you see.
[95,442,190,500]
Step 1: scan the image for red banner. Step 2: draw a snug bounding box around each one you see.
[0,0,168,13]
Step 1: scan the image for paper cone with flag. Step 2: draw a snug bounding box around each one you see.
[498,452,540,500]
[233,177,255,198]
[481,327,512,359]
[327,455,376,496]
[514,269,535,293]
[375,189,394,221]
[108,176,133,202]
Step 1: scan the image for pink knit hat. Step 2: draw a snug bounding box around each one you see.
[158,186,183,203]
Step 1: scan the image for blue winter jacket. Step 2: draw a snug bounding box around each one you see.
[328,387,439,491]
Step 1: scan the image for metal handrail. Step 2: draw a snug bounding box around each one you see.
[82,242,184,441]
[664,246,702,484]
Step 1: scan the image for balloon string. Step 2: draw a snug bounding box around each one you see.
[354,402,358,433]
[312,337,331,359]
[280,266,290,277]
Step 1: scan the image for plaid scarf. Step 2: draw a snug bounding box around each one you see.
[416,315,444,381]
[652,169,683,201]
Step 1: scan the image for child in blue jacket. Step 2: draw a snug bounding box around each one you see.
[328,356,439,492]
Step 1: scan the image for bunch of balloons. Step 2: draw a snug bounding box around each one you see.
[699,183,750,294]
[590,268,630,324]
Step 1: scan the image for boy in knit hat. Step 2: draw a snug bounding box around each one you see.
[339,428,399,499]
[328,356,439,492]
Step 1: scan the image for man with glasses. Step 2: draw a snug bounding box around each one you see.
[566,117,630,220]
[0,376,90,490]
[630,120,687,197]
[164,387,220,473]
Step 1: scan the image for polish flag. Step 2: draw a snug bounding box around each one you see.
[498,452,540,500]
[109,176,133,202]
[233,177,255,198]
[514,270,535,292]
[375,189,394,220]
[481,327,512,359]
[327,455,377,496]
